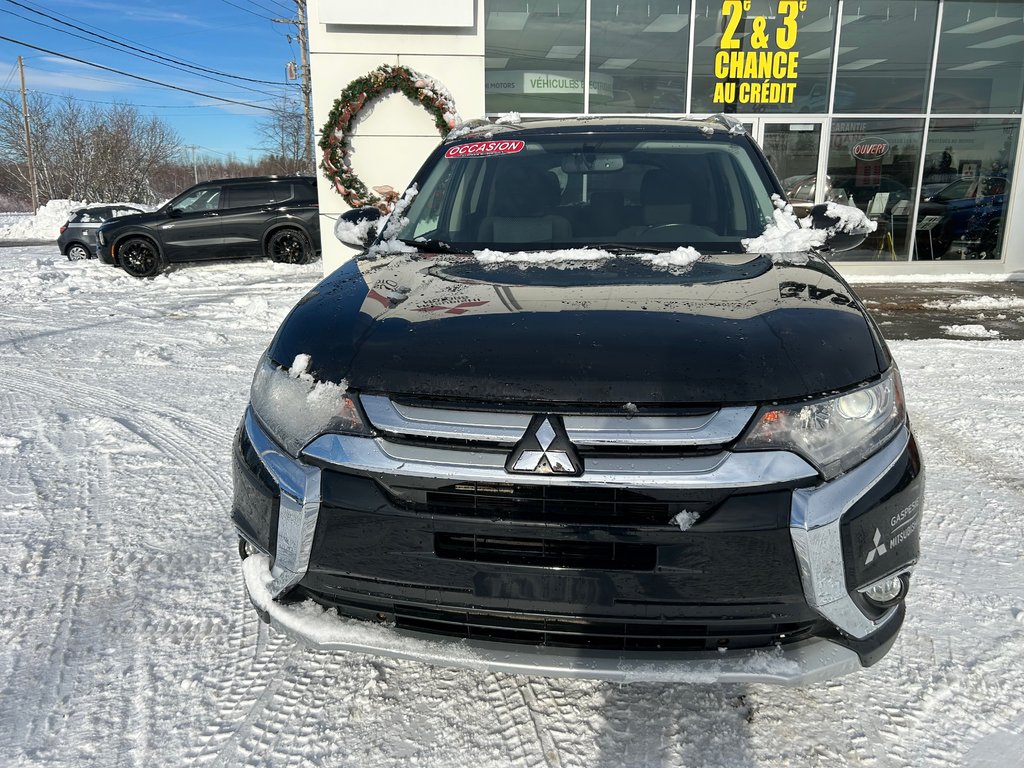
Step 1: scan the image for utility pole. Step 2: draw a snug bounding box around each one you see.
[17,56,39,211]
[188,145,198,184]
[274,0,314,172]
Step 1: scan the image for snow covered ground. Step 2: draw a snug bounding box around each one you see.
[1,244,1022,767]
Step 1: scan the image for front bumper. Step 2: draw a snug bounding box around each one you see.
[98,243,115,264]
[241,551,864,685]
[232,407,922,683]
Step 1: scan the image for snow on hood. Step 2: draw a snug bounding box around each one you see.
[473,246,703,271]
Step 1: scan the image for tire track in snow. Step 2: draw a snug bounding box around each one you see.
[187,618,297,765]
[484,673,544,768]
[0,366,233,513]
[514,678,564,768]
[0,411,139,763]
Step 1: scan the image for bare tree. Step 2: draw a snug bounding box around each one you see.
[0,92,53,206]
[0,95,181,205]
[257,93,309,175]
[1,93,315,208]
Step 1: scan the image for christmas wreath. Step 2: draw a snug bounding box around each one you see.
[320,64,460,210]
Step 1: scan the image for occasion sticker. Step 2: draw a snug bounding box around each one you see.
[445,140,525,159]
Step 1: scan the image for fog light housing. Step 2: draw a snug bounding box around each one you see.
[860,573,909,608]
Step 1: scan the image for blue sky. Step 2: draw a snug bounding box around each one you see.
[0,0,301,160]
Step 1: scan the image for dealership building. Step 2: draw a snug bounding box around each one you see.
[309,0,1024,276]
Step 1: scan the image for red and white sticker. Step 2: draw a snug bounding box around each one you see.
[445,140,525,159]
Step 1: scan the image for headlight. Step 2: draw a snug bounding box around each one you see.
[249,353,369,456]
[736,367,906,480]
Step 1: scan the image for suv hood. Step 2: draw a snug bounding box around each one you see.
[98,210,164,230]
[267,252,889,405]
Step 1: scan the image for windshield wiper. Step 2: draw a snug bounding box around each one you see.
[586,243,671,255]
[398,238,471,254]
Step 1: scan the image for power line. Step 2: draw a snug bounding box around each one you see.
[0,61,17,90]
[0,85,274,110]
[214,0,275,21]
[0,34,278,112]
[247,0,295,17]
[21,60,280,100]
[20,0,261,77]
[0,0,289,88]
[0,8,286,99]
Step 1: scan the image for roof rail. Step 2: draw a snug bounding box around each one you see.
[704,114,747,135]
[442,117,493,142]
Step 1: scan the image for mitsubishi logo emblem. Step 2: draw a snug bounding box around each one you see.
[506,416,582,476]
[864,528,888,565]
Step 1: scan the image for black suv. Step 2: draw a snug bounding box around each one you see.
[97,176,320,277]
[231,117,923,685]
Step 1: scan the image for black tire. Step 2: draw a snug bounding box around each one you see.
[65,243,90,261]
[267,228,313,265]
[117,237,165,278]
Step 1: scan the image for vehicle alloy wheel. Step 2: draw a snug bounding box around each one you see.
[66,244,90,261]
[268,229,313,265]
[117,238,165,278]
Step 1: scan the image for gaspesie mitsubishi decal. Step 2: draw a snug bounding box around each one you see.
[864,498,920,566]
[445,140,525,159]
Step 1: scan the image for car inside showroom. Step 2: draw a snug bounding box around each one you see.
[308,0,1024,277]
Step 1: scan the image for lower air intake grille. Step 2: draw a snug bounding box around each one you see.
[387,482,727,526]
[392,604,822,652]
[434,533,656,570]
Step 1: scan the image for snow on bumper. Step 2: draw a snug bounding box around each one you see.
[241,553,862,686]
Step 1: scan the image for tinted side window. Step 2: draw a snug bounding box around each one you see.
[175,187,221,213]
[293,179,317,201]
[225,184,281,209]
[75,209,108,223]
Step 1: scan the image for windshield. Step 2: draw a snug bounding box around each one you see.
[393,135,777,253]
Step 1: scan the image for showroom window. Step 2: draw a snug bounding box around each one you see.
[834,2,939,114]
[916,119,1018,260]
[485,0,587,114]
[933,0,1024,114]
[481,1,1024,266]
[825,119,925,261]
[588,0,689,113]
[689,0,837,114]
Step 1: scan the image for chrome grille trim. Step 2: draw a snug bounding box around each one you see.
[360,394,756,447]
[301,434,818,489]
[564,409,756,446]
[361,395,531,442]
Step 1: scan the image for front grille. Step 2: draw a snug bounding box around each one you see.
[298,587,823,651]
[393,605,822,651]
[435,533,656,570]
[386,482,728,526]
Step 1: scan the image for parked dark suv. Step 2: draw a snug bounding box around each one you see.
[231,117,924,685]
[97,176,320,277]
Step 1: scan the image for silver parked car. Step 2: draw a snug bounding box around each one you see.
[58,205,143,260]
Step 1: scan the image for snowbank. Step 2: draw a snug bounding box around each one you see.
[0,199,155,241]
[0,199,85,240]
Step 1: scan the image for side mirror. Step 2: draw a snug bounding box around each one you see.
[809,203,873,252]
[335,206,382,249]
[167,207,183,219]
